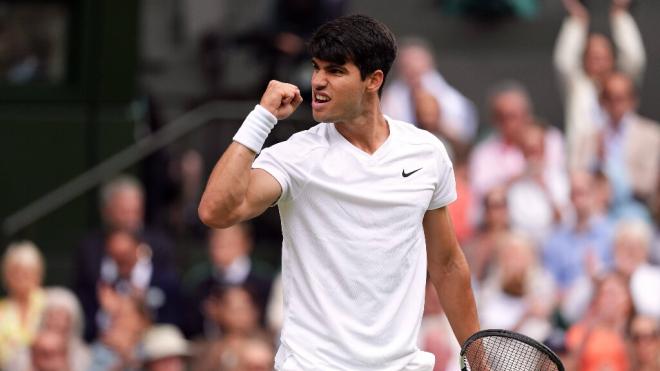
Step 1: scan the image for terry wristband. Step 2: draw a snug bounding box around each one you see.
[233,104,278,153]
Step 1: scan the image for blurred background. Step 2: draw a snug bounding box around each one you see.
[0,0,658,370]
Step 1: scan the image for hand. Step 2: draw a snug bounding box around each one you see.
[260,80,303,120]
[562,0,589,21]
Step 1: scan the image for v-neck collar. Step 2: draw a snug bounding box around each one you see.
[329,117,394,164]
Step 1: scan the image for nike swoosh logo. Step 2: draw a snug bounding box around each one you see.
[402,168,422,177]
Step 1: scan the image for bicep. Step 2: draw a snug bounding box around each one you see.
[238,168,283,220]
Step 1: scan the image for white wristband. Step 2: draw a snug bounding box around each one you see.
[233,104,278,153]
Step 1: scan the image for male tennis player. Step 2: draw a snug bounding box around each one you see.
[199,14,479,371]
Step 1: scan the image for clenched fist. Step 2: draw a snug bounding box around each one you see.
[260,80,304,120]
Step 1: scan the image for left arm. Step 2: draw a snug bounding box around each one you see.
[423,206,480,346]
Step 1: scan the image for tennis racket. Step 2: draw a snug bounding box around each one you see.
[460,329,565,371]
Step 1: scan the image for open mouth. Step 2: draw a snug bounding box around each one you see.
[312,92,331,109]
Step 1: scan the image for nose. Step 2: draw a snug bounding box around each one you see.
[311,70,327,90]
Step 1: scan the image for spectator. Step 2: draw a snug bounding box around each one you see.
[143,325,190,371]
[74,175,175,341]
[543,171,614,294]
[463,187,510,282]
[184,224,272,338]
[0,241,46,368]
[628,315,660,371]
[5,287,91,371]
[77,229,182,342]
[478,232,556,341]
[469,81,561,201]
[88,295,151,371]
[191,285,268,371]
[613,220,660,318]
[223,336,275,371]
[507,122,568,243]
[555,0,646,169]
[382,37,478,146]
[575,72,659,213]
[565,273,632,371]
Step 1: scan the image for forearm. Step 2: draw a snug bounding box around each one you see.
[611,9,645,81]
[430,250,480,346]
[198,141,256,228]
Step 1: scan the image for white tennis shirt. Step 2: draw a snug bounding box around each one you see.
[253,116,457,370]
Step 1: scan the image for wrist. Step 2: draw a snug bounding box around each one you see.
[232,105,278,153]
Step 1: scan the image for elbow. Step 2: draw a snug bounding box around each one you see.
[198,199,237,229]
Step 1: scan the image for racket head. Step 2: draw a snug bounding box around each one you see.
[460,329,565,371]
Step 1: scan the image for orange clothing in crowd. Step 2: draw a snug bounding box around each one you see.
[566,324,630,371]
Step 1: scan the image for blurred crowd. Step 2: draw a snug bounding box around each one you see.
[2,0,660,370]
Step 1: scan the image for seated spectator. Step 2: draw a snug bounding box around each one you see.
[469,81,562,203]
[7,287,90,371]
[543,171,614,293]
[88,295,151,371]
[613,220,660,318]
[555,0,646,169]
[191,285,268,371]
[75,175,175,341]
[184,223,273,338]
[381,37,478,146]
[478,232,556,341]
[507,122,568,243]
[628,315,660,371]
[565,273,632,371]
[463,187,510,282]
[143,325,190,371]
[78,229,182,342]
[0,241,46,368]
[576,72,659,215]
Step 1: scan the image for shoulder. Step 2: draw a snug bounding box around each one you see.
[390,118,445,149]
[263,122,330,155]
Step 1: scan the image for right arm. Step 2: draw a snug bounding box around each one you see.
[198,81,303,228]
[554,0,589,88]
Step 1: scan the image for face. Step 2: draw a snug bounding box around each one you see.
[31,331,69,371]
[106,232,139,278]
[484,187,509,229]
[3,260,41,299]
[593,275,631,323]
[209,225,250,268]
[584,35,614,82]
[630,316,660,364]
[217,287,258,335]
[570,172,594,216]
[103,188,144,231]
[491,91,531,143]
[311,58,378,124]
[601,74,636,124]
[397,45,433,86]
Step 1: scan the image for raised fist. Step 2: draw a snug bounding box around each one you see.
[260,80,304,120]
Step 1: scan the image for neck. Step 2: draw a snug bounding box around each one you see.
[334,101,389,154]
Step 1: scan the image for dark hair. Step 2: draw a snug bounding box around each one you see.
[308,14,397,94]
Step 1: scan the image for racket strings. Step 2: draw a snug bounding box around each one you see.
[464,336,561,371]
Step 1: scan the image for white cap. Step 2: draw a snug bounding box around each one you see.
[142,325,189,361]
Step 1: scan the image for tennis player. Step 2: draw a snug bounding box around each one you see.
[198,14,479,371]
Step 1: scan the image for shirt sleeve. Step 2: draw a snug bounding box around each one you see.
[253,144,293,204]
[428,143,457,210]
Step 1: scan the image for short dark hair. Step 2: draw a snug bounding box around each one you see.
[308,14,397,94]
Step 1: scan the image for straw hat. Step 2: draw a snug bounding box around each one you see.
[142,325,189,361]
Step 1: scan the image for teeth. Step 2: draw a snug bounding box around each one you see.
[315,94,330,102]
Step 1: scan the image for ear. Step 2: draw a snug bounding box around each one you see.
[365,70,384,94]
